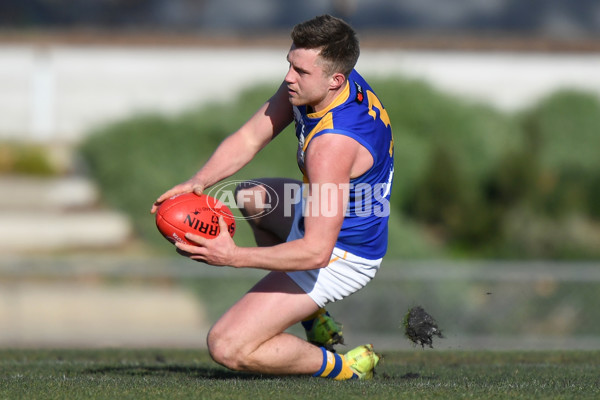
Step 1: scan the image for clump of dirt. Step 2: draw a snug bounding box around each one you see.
[403,306,444,348]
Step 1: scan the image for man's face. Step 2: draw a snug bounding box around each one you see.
[285,45,332,110]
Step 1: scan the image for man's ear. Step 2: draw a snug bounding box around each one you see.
[330,72,346,90]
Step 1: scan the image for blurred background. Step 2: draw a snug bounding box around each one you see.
[1,0,600,351]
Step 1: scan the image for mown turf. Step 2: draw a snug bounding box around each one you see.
[1,349,598,399]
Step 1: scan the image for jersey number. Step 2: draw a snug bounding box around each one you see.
[366,90,391,127]
[366,90,394,157]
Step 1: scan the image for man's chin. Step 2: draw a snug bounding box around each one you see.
[288,96,307,107]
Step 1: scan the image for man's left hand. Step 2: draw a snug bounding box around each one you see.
[175,216,237,266]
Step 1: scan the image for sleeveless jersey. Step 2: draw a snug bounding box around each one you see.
[292,69,394,259]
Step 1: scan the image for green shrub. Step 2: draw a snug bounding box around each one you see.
[518,90,600,217]
[371,78,522,206]
[0,142,58,176]
[521,90,600,172]
[371,78,520,249]
[486,90,600,258]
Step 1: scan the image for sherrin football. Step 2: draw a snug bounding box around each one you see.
[155,193,236,245]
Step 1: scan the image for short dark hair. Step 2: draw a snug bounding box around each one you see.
[291,15,360,78]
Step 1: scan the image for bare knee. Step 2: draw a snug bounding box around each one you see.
[207,326,252,371]
[235,180,292,246]
[235,181,267,224]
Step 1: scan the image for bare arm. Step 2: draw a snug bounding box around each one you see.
[177,133,364,271]
[151,82,293,213]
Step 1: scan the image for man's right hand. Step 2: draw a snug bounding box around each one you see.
[150,180,204,214]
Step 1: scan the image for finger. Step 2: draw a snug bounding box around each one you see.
[176,246,208,263]
[175,246,193,258]
[217,216,229,236]
[151,183,204,213]
[151,196,172,214]
[192,186,204,196]
[151,186,191,213]
[157,187,187,203]
[175,240,200,254]
[185,232,208,246]
[151,190,178,213]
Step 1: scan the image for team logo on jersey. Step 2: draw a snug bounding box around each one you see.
[354,81,364,103]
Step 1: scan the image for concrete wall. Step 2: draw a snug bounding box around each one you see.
[1,44,600,144]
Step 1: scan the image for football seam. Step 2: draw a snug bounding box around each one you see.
[156,214,188,239]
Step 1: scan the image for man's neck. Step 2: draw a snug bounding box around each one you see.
[311,81,349,114]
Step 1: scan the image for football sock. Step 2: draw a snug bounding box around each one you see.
[313,346,358,380]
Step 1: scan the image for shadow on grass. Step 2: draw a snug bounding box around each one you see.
[86,365,439,382]
[84,364,278,380]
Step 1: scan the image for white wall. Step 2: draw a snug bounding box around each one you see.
[1,44,599,144]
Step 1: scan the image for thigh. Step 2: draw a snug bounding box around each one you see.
[209,271,319,349]
[236,177,302,242]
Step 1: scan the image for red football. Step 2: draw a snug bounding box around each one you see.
[155,193,236,245]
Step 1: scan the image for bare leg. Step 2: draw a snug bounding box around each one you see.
[207,271,322,374]
[210,178,323,375]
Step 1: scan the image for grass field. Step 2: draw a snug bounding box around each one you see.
[1,349,598,399]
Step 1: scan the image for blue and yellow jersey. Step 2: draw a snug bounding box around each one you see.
[293,69,394,259]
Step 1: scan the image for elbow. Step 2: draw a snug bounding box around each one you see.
[312,256,330,270]
[298,236,336,270]
[308,247,334,270]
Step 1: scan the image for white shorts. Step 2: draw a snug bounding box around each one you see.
[285,200,382,308]
[286,248,382,307]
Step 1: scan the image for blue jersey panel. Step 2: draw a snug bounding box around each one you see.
[293,70,394,259]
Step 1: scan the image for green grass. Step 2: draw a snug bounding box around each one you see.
[1,349,598,399]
